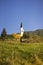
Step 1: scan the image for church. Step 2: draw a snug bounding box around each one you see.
[12,22,24,40]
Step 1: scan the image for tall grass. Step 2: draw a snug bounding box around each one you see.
[0,41,43,65]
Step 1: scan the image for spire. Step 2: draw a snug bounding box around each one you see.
[20,22,24,36]
[20,22,22,28]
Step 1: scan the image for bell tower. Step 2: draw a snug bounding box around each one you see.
[20,22,24,37]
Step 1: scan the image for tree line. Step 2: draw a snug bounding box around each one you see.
[0,28,43,43]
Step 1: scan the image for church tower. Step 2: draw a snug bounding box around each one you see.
[20,22,24,37]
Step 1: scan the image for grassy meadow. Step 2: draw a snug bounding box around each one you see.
[0,41,43,65]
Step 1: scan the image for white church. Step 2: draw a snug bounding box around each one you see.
[12,22,24,39]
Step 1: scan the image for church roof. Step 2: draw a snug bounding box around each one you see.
[20,22,22,28]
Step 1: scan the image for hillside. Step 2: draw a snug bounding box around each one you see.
[25,29,43,37]
[23,29,43,43]
[31,29,43,36]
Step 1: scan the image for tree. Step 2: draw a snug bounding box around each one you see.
[1,28,7,40]
[23,32,29,39]
[20,32,29,42]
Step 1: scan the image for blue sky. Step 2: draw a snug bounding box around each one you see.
[0,0,43,34]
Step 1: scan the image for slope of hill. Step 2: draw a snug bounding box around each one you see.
[23,29,43,43]
[32,29,43,36]
[25,29,43,37]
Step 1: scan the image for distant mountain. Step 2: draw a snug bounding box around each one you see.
[32,29,43,36]
[25,29,43,37]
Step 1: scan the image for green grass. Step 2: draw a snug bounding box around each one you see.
[0,41,43,65]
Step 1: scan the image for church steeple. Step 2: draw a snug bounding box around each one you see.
[20,22,22,28]
[20,22,24,36]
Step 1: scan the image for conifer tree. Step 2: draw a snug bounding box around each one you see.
[1,28,7,40]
